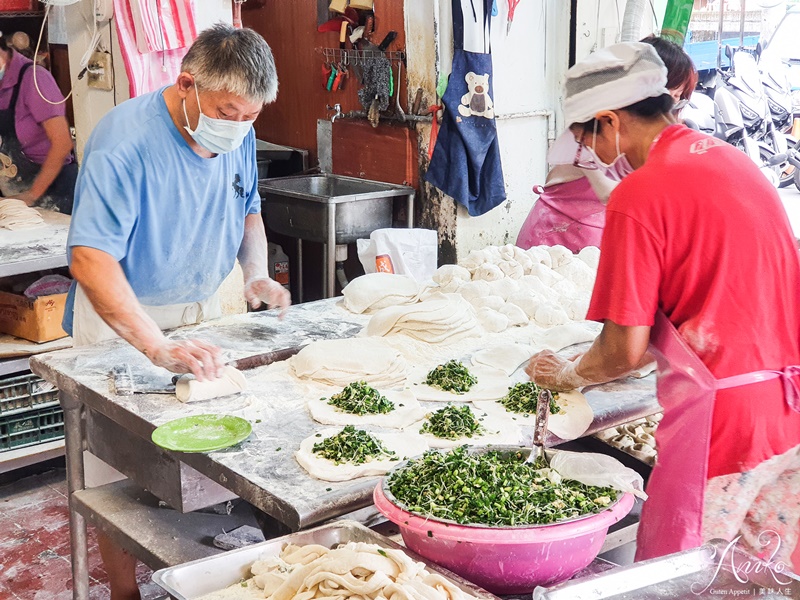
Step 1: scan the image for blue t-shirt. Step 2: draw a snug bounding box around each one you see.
[63,87,260,335]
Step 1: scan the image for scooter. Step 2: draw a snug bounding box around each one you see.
[760,56,798,187]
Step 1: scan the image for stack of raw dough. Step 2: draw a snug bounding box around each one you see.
[342,273,420,314]
[201,542,478,600]
[0,198,45,230]
[365,293,481,345]
[291,338,408,388]
[432,244,600,332]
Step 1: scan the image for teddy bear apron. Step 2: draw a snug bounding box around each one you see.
[425,0,506,217]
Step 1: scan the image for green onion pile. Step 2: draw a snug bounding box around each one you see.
[387,446,616,526]
[420,405,486,440]
[500,382,561,416]
[326,381,395,415]
[312,425,397,465]
[426,361,478,394]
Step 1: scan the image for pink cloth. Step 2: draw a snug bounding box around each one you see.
[515,177,606,253]
[113,0,197,98]
[0,51,72,165]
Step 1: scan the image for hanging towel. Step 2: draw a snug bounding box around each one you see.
[130,0,197,54]
[113,0,197,98]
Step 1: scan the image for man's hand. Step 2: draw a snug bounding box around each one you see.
[525,350,595,391]
[146,339,225,381]
[244,277,291,315]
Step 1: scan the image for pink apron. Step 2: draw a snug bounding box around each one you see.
[636,311,800,561]
[516,177,606,253]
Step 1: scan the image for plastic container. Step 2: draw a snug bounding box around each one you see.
[0,404,65,451]
[267,242,290,291]
[374,475,635,594]
[0,373,59,416]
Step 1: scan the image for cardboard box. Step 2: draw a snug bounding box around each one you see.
[0,291,68,343]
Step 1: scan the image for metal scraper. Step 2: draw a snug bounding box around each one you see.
[110,344,307,396]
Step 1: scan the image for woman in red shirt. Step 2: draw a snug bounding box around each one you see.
[527,42,800,569]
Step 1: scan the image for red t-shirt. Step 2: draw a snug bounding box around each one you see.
[587,124,800,478]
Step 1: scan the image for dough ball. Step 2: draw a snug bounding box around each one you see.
[488,277,520,301]
[546,244,575,269]
[526,246,553,269]
[468,294,505,311]
[482,246,503,264]
[500,302,529,327]
[508,291,542,319]
[475,263,504,282]
[461,249,487,274]
[529,263,565,287]
[498,260,524,279]
[578,246,601,270]
[534,303,571,328]
[432,264,471,286]
[459,279,492,302]
[552,278,579,299]
[564,296,590,321]
[438,278,465,294]
[498,244,518,262]
[519,275,561,304]
[555,259,596,293]
[476,307,510,333]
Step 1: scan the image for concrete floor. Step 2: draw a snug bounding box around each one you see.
[0,467,164,600]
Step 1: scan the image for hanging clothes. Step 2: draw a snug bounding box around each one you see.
[425,0,506,217]
[113,0,197,98]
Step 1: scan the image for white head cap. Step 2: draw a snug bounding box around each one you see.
[548,42,669,166]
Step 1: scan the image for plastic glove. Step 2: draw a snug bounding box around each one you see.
[146,339,225,382]
[244,277,291,315]
[524,349,596,391]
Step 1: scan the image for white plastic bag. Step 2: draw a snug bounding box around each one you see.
[548,450,648,500]
[357,228,438,283]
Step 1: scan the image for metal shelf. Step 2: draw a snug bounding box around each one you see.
[0,357,30,378]
[0,438,64,474]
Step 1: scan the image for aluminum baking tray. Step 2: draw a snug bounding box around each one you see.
[152,520,500,600]
[533,539,800,599]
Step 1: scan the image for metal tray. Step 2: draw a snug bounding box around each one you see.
[533,539,800,599]
[152,520,500,600]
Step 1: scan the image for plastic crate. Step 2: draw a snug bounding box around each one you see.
[0,373,59,416]
[0,405,65,451]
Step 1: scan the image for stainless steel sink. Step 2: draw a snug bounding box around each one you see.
[258,174,415,298]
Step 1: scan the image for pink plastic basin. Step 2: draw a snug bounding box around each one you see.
[374,483,634,594]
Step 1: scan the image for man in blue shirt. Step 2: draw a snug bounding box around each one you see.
[66,24,289,382]
[64,24,289,600]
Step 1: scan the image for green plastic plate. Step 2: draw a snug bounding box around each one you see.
[151,414,252,453]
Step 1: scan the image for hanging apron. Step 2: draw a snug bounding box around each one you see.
[71,284,222,347]
[424,0,506,217]
[0,62,78,214]
[516,178,606,252]
[636,311,800,561]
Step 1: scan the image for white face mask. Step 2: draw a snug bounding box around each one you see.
[574,121,635,183]
[183,85,254,155]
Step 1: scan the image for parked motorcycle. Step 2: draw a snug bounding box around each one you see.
[760,56,797,187]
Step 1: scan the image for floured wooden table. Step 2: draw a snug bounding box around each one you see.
[30,298,659,600]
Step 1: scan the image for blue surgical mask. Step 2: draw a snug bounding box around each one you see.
[183,85,254,155]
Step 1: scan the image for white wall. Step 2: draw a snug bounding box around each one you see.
[62,0,232,159]
[406,0,572,260]
[575,0,668,61]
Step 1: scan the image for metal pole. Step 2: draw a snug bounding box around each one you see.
[296,238,304,304]
[325,205,336,298]
[717,0,725,69]
[739,0,746,48]
[61,390,89,600]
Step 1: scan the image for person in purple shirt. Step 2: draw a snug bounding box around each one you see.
[0,31,76,213]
